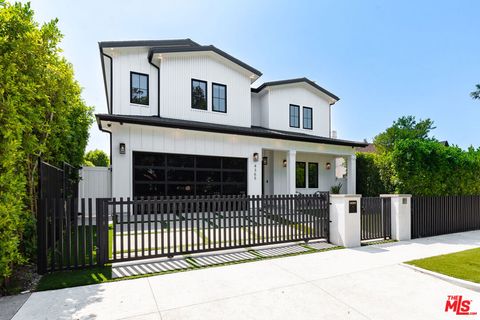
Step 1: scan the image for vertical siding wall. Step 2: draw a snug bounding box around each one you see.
[111,47,159,116]
[110,123,355,200]
[160,54,252,127]
[265,85,331,137]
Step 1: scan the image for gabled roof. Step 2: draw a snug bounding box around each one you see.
[251,77,340,102]
[96,114,367,148]
[147,45,262,77]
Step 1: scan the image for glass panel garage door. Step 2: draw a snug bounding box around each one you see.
[133,152,247,198]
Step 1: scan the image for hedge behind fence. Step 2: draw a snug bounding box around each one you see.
[356,153,389,196]
[390,140,480,196]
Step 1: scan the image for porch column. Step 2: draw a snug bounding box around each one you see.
[287,150,296,194]
[347,154,356,194]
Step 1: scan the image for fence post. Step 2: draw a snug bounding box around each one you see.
[380,194,412,241]
[329,194,361,247]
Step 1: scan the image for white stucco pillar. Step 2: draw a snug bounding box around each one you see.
[347,154,356,194]
[329,194,361,248]
[381,194,412,241]
[287,150,296,194]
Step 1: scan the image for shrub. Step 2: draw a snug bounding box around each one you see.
[356,152,389,196]
[84,149,110,167]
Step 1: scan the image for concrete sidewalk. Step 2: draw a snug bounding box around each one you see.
[12,230,480,320]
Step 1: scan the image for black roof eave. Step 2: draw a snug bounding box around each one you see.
[96,114,367,148]
[99,39,200,49]
[147,45,262,77]
[251,77,340,101]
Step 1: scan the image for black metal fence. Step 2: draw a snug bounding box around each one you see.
[37,160,81,273]
[411,196,480,239]
[97,193,330,264]
[37,198,101,273]
[360,197,391,241]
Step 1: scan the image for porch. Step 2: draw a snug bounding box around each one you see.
[260,149,356,195]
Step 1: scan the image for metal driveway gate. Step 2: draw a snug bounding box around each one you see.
[360,197,391,241]
[96,193,330,265]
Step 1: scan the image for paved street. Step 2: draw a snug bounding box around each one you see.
[11,230,480,320]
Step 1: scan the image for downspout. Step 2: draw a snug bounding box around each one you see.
[148,56,160,117]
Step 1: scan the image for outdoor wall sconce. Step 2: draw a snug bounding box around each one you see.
[253,152,259,162]
[325,162,331,170]
[262,157,268,166]
[283,159,287,167]
[119,143,126,155]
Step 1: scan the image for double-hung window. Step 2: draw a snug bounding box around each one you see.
[289,104,300,128]
[191,79,207,110]
[130,72,149,105]
[303,107,313,129]
[212,83,227,113]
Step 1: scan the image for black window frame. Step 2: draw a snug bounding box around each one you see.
[132,151,248,198]
[191,79,208,110]
[295,161,306,188]
[303,106,313,130]
[130,71,149,106]
[212,82,227,113]
[289,104,300,128]
[308,162,319,188]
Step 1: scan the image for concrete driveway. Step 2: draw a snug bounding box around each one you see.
[12,230,480,320]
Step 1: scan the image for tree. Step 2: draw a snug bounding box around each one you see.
[373,115,436,153]
[471,84,480,100]
[0,2,93,280]
[84,149,110,167]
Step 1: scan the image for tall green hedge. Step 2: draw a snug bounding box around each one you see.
[0,2,93,281]
[389,140,480,196]
[356,152,390,196]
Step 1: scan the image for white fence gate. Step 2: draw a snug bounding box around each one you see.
[78,166,112,214]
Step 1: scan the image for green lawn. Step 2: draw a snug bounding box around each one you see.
[406,247,480,283]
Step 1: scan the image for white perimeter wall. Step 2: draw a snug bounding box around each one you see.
[109,123,354,199]
[78,166,112,213]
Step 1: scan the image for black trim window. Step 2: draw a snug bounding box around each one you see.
[308,163,318,188]
[212,83,227,113]
[130,72,149,105]
[191,79,207,110]
[290,104,300,128]
[303,107,313,129]
[296,162,306,188]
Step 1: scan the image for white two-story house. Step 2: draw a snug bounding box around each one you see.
[96,39,366,199]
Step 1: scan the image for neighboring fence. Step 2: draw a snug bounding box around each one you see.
[360,197,391,241]
[97,193,330,265]
[38,160,79,200]
[78,166,112,213]
[411,195,480,239]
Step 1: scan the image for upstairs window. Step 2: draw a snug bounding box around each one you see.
[191,79,207,110]
[289,104,300,128]
[212,83,227,113]
[303,107,313,129]
[130,72,149,105]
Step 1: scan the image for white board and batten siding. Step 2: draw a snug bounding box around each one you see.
[159,53,252,127]
[110,122,355,200]
[109,47,159,116]
[78,166,112,214]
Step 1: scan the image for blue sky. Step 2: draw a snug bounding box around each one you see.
[28,0,480,152]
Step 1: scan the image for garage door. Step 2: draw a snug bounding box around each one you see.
[133,152,247,198]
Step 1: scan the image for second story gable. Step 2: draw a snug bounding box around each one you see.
[99,39,339,138]
[99,39,261,128]
[251,78,339,138]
